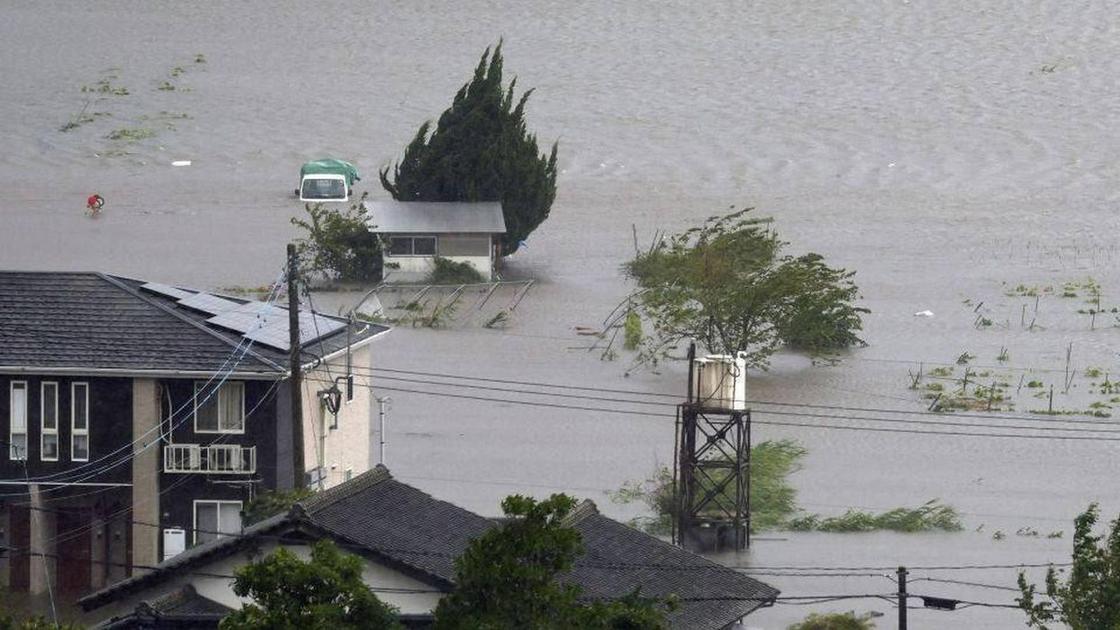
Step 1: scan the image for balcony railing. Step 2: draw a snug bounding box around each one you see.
[164,444,256,474]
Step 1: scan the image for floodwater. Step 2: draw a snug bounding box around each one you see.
[3,1,1120,627]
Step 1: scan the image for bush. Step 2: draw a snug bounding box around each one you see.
[788,612,876,630]
[427,257,485,284]
[291,198,381,282]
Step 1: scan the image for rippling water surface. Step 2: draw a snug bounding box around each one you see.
[3,2,1119,627]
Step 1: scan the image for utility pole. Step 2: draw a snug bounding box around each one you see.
[287,244,305,489]
[897,566,908,630]
[377,397,390,466]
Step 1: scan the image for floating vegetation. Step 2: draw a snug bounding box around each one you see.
[194,53,207,63]
[1085,367,1104,378]
[623,310,642,350]
[787,500,963,533]
[956,351,975,365]
[59,111,110,132]
[170,66,185,77]
[106,127,155,141]
[483,310,509,329]
[930,366,953,377]
[611,441,962,534]
[157,81,176,91]
[81,78,129,96]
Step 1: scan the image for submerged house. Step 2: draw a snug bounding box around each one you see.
[366,201,506,282]
[0,271,388,598]
[81,466,779,629]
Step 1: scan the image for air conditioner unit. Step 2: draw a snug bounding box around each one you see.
[692,353,747,410]
[163,528,186,561]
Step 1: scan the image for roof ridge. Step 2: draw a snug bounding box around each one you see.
[99,273,287,373]
[299,464,393,513]
[563,499,600,527]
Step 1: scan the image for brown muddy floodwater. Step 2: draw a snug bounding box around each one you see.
[3,2,1120,627]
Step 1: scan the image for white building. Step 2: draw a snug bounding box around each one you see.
[366,201,506,281]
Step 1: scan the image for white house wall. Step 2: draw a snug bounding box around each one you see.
[300,345,373,489]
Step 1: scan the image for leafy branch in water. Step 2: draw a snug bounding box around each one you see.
[610,440,962,534]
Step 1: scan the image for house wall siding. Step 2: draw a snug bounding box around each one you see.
[300,346,373,489]
[0,375,132,482]
[158,379,280,550]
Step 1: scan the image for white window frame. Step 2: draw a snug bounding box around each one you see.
[386,235,438,257]
[71,382,89,462]
[10,381,28,460]
[193,382,246,435]
[40,382,59,462]
[192,499,243,545]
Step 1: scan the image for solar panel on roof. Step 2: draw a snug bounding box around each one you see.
[177,292,240,315]
[140,282,193,300]
[241,311,348,351]
[207,310,277,334]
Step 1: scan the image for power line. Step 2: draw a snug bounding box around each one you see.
[353,372,1120,435]
[360,365,1120,427]
[341,381,1120,442]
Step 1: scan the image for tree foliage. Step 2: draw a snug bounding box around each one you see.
[221,540,401,630]
[380,42,558,255]
[623,208,867,369]
[291,195,381,282]
[1018,503,1120,630]
[0,615,80,630]
[787,611,877,630]
[433,494,673,629]
[242,487,315,526]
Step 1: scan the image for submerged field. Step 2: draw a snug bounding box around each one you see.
[3,2,1120,627]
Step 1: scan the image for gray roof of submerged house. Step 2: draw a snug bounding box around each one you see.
[81,467,778,629]
[0,271,388,378]
[366,201,506,234]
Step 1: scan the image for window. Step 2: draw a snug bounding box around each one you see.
[41,382,58,461]
[71,382,89,462]
[10,381,27,460]
[193,500,242,545]
[387,236,437,257]
[194,382,245,433]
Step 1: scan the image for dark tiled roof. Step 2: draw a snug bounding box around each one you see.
[566,502,779,628]
[302,466,493,584]
[83,467,777,629]
[92,584,230,629]
[0,271,387,376]
[146,584,232,616]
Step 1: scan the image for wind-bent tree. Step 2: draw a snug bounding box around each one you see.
[221,540,401,630]
[620,208,867,369]
[1018,503,1120,629]
[380,43,558,255]
[433,494,672,629]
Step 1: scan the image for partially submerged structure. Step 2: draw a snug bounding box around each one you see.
[0,271,387,597]
[81,466,778,629]
[366,201,506,281]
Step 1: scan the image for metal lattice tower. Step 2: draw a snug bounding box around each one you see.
[673,346,752,552]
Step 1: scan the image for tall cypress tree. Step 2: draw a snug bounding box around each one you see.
[380,43,558,255]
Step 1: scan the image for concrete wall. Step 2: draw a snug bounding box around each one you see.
[300,345,373,489]
[130,378,160,572]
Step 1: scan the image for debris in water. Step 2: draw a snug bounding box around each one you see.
[172,160,191,166]
[913,310,934,317]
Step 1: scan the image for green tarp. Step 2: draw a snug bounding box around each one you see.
[300,159,361,186]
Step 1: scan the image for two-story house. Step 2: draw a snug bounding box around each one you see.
[0,271,388,597]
